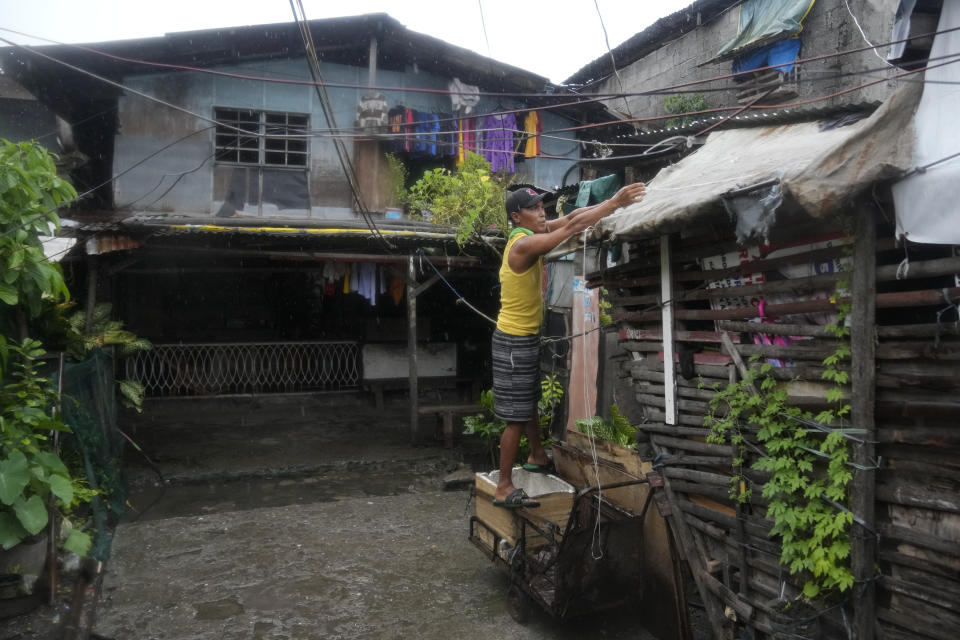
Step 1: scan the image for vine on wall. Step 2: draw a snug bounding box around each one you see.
[705,285,856,599]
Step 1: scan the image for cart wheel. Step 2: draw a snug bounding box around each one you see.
[506,584,531,625]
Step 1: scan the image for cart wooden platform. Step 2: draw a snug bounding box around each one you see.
[469,479,655,623]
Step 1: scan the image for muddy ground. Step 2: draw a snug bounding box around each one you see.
[3,393,705,639]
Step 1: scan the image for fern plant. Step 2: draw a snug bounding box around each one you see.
[575,405,636,448]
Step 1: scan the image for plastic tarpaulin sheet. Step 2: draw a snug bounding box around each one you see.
[892,1,960,244]
[714,0,816,60]
[589,83,920,243]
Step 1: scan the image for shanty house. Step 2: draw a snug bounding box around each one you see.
[560,0,957,638]
[1,15,610,441]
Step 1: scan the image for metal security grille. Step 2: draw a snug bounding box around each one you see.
[125,342,361,397]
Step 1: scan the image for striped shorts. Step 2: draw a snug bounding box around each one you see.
[491,329,540,423]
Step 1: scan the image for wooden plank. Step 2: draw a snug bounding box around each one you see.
[619,328,743,343]
[614,272,842,308]
[661,235,678,425]
[663,467,732,487]
[880,523,960,558]
[648,438,730,639]
[851,203,877,640]
[614,287,960,323]
[717,320,834,338]
[407,255,419,444]
[876,480,960,514]
[636,423,714,438]
[876,255,960,281]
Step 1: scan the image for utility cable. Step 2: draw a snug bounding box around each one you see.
[4,29,960,149]
[593,0,632,119]
[288,0,394,252]
[0,123,215,242]
[2,36,958,244]
[845,0,897,68]
[7,24,959,101]
[415,248,497,325]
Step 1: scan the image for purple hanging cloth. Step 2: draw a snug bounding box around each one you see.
[481,113,517,173]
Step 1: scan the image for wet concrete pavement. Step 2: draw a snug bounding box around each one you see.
[90,395,660,640]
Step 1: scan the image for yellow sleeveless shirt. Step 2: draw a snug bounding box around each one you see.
[496,230,543,336]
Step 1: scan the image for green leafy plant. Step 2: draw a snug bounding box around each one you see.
[663,93,708,129]
[0,339,92,555]
[705,286,855,599]
[0,140,93,557]
[0,140,75,319]
[407,152,510,246]
[598,287,613,325]
[384,153,408,210]
[463,375,564,466]
[575,405,636,449]
[61,303,151,412]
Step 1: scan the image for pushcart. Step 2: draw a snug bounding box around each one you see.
[469,478,657,623]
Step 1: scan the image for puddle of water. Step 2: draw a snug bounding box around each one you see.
[124,470,435,522]
[194,597,244,620]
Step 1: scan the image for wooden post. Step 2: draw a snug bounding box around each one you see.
[851,204,877,639]
[649,444,730,640]
[368,36,377,87]
[661,235,678,424]
[85,256,98,332]
[407,255,419,444]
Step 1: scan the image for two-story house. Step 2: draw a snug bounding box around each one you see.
[2,15,611,434]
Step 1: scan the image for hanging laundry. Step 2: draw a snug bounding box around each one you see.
[438,113,457,157]
[464,118,476,155]
[354,262,378,306]
[448,78,480,114]
[523,111,541,158]
[481,112,518,173]
[389,277,405,306]
[456,118,466,165]
[343,263,351,294]
[387,107,405,153]
[404,108,415,153]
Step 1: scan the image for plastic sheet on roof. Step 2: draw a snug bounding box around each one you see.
[586,82,920,243]
[713,0,817,61]
[892,1,960,244]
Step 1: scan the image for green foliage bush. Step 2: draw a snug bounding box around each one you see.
[463,375,564,466]
[407,152,509,246]
[0,140,92,554]
[663,93,708,129]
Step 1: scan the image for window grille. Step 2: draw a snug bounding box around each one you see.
[214,108,309,167]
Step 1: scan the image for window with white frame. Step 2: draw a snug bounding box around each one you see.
[214,108,309,167]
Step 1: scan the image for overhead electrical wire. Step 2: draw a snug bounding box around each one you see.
[3,25,959,105]
[6,29,958,149]
[1,25,959,243]
[287,0,393,252]
[593,0,632,119]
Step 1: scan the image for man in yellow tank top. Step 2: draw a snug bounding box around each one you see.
[492,182,646,508]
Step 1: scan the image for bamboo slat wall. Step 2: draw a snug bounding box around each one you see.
[589,212,960,639]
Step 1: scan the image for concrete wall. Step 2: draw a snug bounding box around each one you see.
[113,58,581,219]
[591,0,902,128]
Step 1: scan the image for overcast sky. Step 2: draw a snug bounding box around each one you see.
[0,0,694,83]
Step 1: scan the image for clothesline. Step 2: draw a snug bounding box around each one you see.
[385,105,543,172]
[317,261,405,306]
